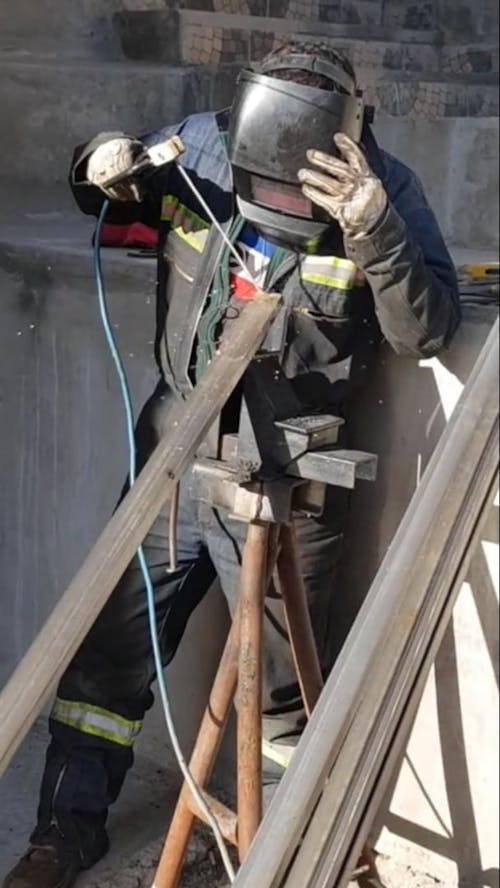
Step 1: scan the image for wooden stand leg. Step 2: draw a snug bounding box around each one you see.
[237,521,269,861]
[153,616,240,888]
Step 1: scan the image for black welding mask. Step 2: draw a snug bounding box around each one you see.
[227,53,371,251]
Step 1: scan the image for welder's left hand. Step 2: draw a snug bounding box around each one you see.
[298,133,388,239]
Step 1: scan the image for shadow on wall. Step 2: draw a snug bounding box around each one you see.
[335,307,499,887]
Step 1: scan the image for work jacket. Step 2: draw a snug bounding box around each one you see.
[71,110,461,419]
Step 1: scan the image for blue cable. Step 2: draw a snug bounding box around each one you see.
[93,200,236,882]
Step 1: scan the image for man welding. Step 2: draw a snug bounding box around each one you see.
[4,39,460,888]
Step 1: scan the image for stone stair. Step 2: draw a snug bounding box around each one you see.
[114,7,499,119]
[0,0,497,238]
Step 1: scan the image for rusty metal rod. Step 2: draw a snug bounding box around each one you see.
[237,521,270,860]
[153,615,240,888]
[277,522,324,717]
[188,791,239,847]
[277,523,380,885]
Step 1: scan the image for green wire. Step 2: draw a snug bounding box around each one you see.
[194,220,289,382]
[195,214,245,381]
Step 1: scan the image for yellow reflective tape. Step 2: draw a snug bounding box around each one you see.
[303,255,358,271]
[51,698,142,748]
[172,225,208,253]
[161,195,208,232]
[301,271,364,290]
[162,194,209,253]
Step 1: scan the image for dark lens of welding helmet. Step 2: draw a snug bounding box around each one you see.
[228,69,365,250]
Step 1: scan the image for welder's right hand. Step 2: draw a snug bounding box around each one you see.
[86,137,145,202]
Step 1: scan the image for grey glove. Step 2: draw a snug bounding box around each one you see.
[86,137,145,202]
[298,133,388,239]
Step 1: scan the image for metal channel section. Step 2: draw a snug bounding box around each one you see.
[233,319,499,888]
[334,470,498,888]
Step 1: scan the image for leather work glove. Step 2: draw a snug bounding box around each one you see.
[298,133,388,239]
[86,136,145,202]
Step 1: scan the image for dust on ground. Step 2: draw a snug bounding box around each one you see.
[89,828,457,888]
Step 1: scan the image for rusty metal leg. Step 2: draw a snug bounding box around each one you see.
[277,522,324,716]
[153,615,240,888]
[237,521,269,861]
[277,521,380,887]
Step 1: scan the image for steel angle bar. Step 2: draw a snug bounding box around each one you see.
[0,292,281,778]
[337,469,499,888]
[233,320,499,888]
[289,422,499,888]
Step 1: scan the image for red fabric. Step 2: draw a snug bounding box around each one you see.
[99,222,158,248]
[229,272,257,301]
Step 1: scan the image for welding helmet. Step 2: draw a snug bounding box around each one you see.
[227,52,371,251]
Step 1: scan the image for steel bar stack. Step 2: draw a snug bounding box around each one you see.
[233,319,499,888]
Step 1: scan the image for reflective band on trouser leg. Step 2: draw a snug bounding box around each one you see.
[51,698,143,748]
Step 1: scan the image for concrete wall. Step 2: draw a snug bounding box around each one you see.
[375,117,499,251]
[0,224,234,776]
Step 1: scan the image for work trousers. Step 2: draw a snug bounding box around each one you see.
[32,380,349,867]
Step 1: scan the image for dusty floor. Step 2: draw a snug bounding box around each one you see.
[0,723,467,888]
[87,829,452,888]
[85,830,231,888]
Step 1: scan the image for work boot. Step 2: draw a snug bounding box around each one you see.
[2,845,80,888]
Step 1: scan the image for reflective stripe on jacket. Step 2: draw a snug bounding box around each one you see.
[70,111,461,409]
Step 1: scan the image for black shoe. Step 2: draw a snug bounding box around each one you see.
[2,846,80,888]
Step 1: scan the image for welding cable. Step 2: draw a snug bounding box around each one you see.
[176,163,258,284]
[93,199,236,884]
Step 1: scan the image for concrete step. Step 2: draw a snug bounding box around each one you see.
[0,0,126,60]
[112,9,499,83]
[366,76,498,119]
[118,0,498,39]
[371,116,499,252]
[0,56,236,184]
[115,9,443,66]
[0,49,498,217]
[0,49,496,190]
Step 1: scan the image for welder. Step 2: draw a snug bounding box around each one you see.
[3,39,460,888]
